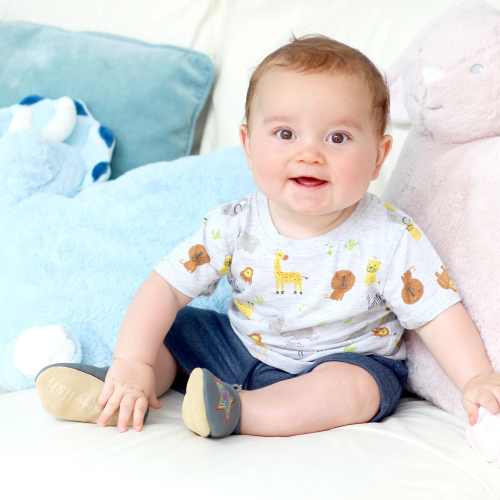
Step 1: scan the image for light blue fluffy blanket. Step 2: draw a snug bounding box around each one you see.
[0,146,256,391]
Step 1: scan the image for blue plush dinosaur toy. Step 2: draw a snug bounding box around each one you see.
[0,110,254,391]
[0,95,116,389]
[0,95,114,213]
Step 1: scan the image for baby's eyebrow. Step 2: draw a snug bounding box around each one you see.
[332,118,363,132]
[263,115,297,125]
[262,115,363,132]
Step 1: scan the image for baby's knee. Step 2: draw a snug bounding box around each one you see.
[312,361,381,420]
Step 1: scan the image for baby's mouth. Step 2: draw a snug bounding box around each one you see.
[293,176,327,187]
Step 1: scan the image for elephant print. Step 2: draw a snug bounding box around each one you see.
[258,315,285,333]
[343,325,369,341]
[200,279,219,297]
[236,230,261,254]
[220,197,249,217]
[384,203,422,242]
[280,326,319,342]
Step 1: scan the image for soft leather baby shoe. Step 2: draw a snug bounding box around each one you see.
[35,362,149,426]
[182,367,241,438]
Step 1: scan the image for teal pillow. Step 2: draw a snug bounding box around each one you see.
[0,21,214,178]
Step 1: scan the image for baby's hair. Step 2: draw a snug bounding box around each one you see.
[243,33,390,138]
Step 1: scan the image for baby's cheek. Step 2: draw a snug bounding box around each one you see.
[339,162,373,192]
[252,163,282,185]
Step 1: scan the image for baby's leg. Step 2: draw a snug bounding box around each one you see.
[152,343,186,397]
[239,361,381,437]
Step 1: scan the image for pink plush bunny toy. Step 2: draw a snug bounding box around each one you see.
[382,0,500,467]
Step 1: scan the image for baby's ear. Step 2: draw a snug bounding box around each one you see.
[239,124,249,147]
[239,124,252,166]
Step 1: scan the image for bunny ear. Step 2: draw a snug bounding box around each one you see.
[386,19,435,125]
[387,53,410,125]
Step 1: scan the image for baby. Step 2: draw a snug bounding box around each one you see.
[37,34,500,438]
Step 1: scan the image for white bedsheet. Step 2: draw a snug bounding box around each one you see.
[1,389,498,499]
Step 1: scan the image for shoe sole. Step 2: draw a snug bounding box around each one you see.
[36,366,131,426]
[182,367,210,437]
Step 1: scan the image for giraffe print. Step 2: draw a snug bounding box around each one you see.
[273,250,306,294]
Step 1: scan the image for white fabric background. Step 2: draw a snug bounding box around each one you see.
[3,0,500,197]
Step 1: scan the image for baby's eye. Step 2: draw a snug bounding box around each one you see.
[328,132,348,144]
[276,129,295,140]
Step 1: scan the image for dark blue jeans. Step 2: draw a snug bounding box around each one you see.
[164,306,409,422]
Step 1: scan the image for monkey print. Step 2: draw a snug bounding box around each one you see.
[435,265,457,292]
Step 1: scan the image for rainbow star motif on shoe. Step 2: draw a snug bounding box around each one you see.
[214,377,235,423]
[182,367,242,438]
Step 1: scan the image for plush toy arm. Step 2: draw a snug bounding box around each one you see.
[40,96,77,143]
[13,326,82,377]
[8,106,34,132]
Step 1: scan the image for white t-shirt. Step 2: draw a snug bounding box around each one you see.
[155,190,461,374]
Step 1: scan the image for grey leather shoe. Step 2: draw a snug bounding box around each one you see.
[182,367,241,438]
[35,363,149,426]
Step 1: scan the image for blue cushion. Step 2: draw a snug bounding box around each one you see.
[0,20,214,178]
[0,147,257,391]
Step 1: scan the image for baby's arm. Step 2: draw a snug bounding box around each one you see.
[415,302,500,424]
[95,270,192,431]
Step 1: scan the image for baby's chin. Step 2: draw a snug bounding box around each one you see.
[275,193,362,226]
[271,197,344,218]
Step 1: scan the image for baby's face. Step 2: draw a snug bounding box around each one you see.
[240,69,392,222]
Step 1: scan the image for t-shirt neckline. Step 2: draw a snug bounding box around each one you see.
[256,190,372,254]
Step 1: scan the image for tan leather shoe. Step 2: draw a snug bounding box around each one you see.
[35,363,148,426]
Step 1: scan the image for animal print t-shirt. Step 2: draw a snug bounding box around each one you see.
[155,190,461,374]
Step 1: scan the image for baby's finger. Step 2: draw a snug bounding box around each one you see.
[116,393,138,432]
[97,394,121,427]
[478,390,500,417]
[132,396,150,432]
[463,398,479,426]
[148,393,163,410]
[489,385,500,410]
[96,380,114,410]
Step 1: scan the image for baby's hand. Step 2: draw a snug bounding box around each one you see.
[95,358,163,432]
[462,373,500,425]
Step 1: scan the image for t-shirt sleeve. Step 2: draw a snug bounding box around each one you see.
[382,220,461,329]
[154,207,230,298]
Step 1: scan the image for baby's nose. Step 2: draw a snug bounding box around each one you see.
[295,141,325,164]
